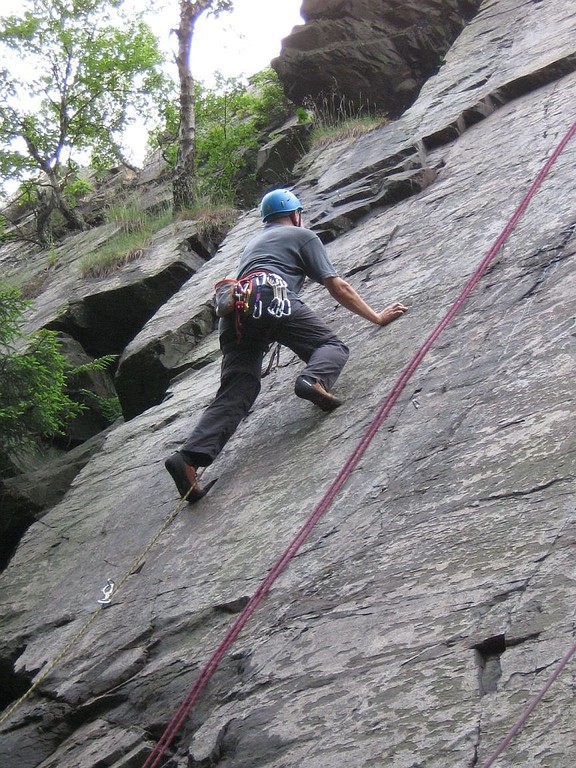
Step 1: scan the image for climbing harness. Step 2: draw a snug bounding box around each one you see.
[141,117,576,768]
[214,270,291,344]
[214,271,291,320]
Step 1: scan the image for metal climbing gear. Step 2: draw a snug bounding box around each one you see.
[230,271,291,343]
[97,579,115,606]
[266,273,291,318]
[214,271,291,322]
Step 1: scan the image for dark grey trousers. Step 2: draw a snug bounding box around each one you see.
[180,295,349,466]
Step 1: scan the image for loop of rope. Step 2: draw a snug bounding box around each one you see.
[262,342,282,377]
[142,119,576,768]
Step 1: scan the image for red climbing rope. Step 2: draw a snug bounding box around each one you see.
[481,635,576,767]
[142,118,576,768]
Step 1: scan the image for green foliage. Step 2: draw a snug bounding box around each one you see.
[47,248,59,268]
[152,68,293,204]
[302,90,388,149]
[246,69,293,128]
[79,246,145,279]
[106,202,144,234]
[17,179,39,207]
[303,90,382,129]
[195,70,292,201]
[77,388,122,423]
[79,200,240,279]
[0,0,167,194]
[69,353,118,377]
[175,201,239,235]
[309,116,388,150]
[0,283,122,465]
[296,107,312,124]
[63,177,93,207]
[0,283,84,455]
[70,354,122,423]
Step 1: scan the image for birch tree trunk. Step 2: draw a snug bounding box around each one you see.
[172,0,233,213]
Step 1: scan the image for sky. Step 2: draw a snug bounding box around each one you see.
[128,0,305,160]
[1,0,304,170]
[2,0,303,81]
[128,0,303,87]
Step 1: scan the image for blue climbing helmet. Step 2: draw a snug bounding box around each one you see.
[260,189,302,221]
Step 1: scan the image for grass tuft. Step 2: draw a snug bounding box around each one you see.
[79,201,238,279]
[302,90,389,150]
[79,205,172,279]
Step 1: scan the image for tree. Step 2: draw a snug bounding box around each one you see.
[0,283,83,463]
[172,0,233,213]
[194,70,292,202]
[0,0,167,244]
[0,283,119,473]
[152,68,293,206]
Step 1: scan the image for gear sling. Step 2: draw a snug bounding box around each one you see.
[214,271,291,341]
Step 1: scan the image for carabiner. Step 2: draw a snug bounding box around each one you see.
[97,579,115,606]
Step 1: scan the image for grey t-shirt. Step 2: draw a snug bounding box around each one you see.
[237,223,338,295]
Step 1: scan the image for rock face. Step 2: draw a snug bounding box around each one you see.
[272,0,482,116]
[1,1,576,767]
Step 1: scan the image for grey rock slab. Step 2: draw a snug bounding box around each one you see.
[18,220,209,351]
[273,0,481,114]
[295,0,576,234]
[1,3,576,767]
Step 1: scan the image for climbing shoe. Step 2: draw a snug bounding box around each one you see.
[165,452,211,503]
[294,376,342,412]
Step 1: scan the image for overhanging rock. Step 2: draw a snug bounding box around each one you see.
[272,0,483,115]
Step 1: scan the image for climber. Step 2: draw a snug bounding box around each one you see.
[165,188,407,502]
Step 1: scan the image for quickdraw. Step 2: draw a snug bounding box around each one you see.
[229,271,291,342]
[214,271,291,323]
[97,579,116,606]
[266,273,291,319]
